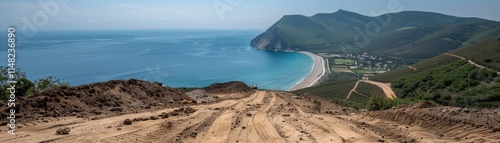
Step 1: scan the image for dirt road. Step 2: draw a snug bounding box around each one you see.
[446,53,500,74]
[361,80,396,99]
[346,80,396,100]
[408,66,417,71]
[2,90,498,143]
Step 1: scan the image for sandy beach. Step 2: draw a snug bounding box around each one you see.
[289,51,325,91]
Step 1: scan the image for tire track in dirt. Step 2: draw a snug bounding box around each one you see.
[97,110,219,143]
[186,111,234,143]
[186,90,268,143]
[6,89,499,143]
[270,94,326,142]
[252,92,286,143]
[277,92,377,142]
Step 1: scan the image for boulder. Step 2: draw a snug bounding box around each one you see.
[123,119,133,125]
[56,127,71,135]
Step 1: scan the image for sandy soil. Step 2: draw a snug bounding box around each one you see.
[3,90,498,143]
[290,51,325,91]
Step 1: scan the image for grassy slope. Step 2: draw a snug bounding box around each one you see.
[293,80,358,100]
[356,82,385,97]
[370,54,459,82]
[392,60,499,108]
[307,35,500,109]
[294,79,387,109]
[371,35,500,83]
[450,35,500,71]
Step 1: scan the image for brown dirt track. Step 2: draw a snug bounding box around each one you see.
[1,81,499,143]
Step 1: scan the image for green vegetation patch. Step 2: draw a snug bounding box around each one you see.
[294,80,358,100]
[346,92,369,109]
[0,67,68,100]
[370,54,459,82]
[334,59,355,65]
[450,35,500,71]
[356,82,384,97]
[392,60,499,108]
[317,72,361,85]
[352,69,373,73]
[412,54,460,71]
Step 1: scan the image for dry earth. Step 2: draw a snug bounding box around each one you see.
[1,81,499,143]
[0,80,500,143]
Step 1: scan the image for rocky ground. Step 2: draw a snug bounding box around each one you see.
[0,80,499,143]
[185,89,218,104]
[0,79,194,123]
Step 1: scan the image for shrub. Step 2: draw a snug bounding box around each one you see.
[368,95,399,110]
[0,67,68,100]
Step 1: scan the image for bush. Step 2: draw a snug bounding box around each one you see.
[391,60,500,108]
[368,96,399,110]
[0,67,68,100]
[32,76,69,93]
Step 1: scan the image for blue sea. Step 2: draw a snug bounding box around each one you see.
[1,29,313,90]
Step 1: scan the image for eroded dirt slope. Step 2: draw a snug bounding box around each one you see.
[0,79,192,123]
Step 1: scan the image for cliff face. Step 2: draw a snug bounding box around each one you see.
[250,27,292,51]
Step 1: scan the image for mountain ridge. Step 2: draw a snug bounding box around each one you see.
[251,10,500,58]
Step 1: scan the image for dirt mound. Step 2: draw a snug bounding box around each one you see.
[186,89,218,103]
[291,93,354,115]
[364,105,500,141]
[397,100,436,109]
[0,79,193,122]
[203,81,252,94]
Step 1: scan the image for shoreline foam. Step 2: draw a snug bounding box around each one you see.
[289,51,325,91]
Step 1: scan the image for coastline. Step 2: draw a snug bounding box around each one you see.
[289,51,325,91]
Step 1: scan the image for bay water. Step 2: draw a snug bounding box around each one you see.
[1,29,313,90]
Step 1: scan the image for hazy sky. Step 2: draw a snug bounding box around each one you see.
[1,0,499,30]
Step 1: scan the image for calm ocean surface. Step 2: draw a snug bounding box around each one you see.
[1,30,313,90]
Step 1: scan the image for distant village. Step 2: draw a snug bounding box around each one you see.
[319,52,401,77]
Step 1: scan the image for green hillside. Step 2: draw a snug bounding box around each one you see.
[251,10,500,59]
[371,36,500,82]
[294,80,357,100]
[450,35,500,71]
[301,35,500,109]
[370,54,459,82]
[392,60,499,108]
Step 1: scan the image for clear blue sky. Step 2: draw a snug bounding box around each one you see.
[1,0,499,30]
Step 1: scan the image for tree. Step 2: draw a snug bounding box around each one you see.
[33,76,69,93]
[0,67,30,100]
[0,67,68,100]
[368,95,399,110]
